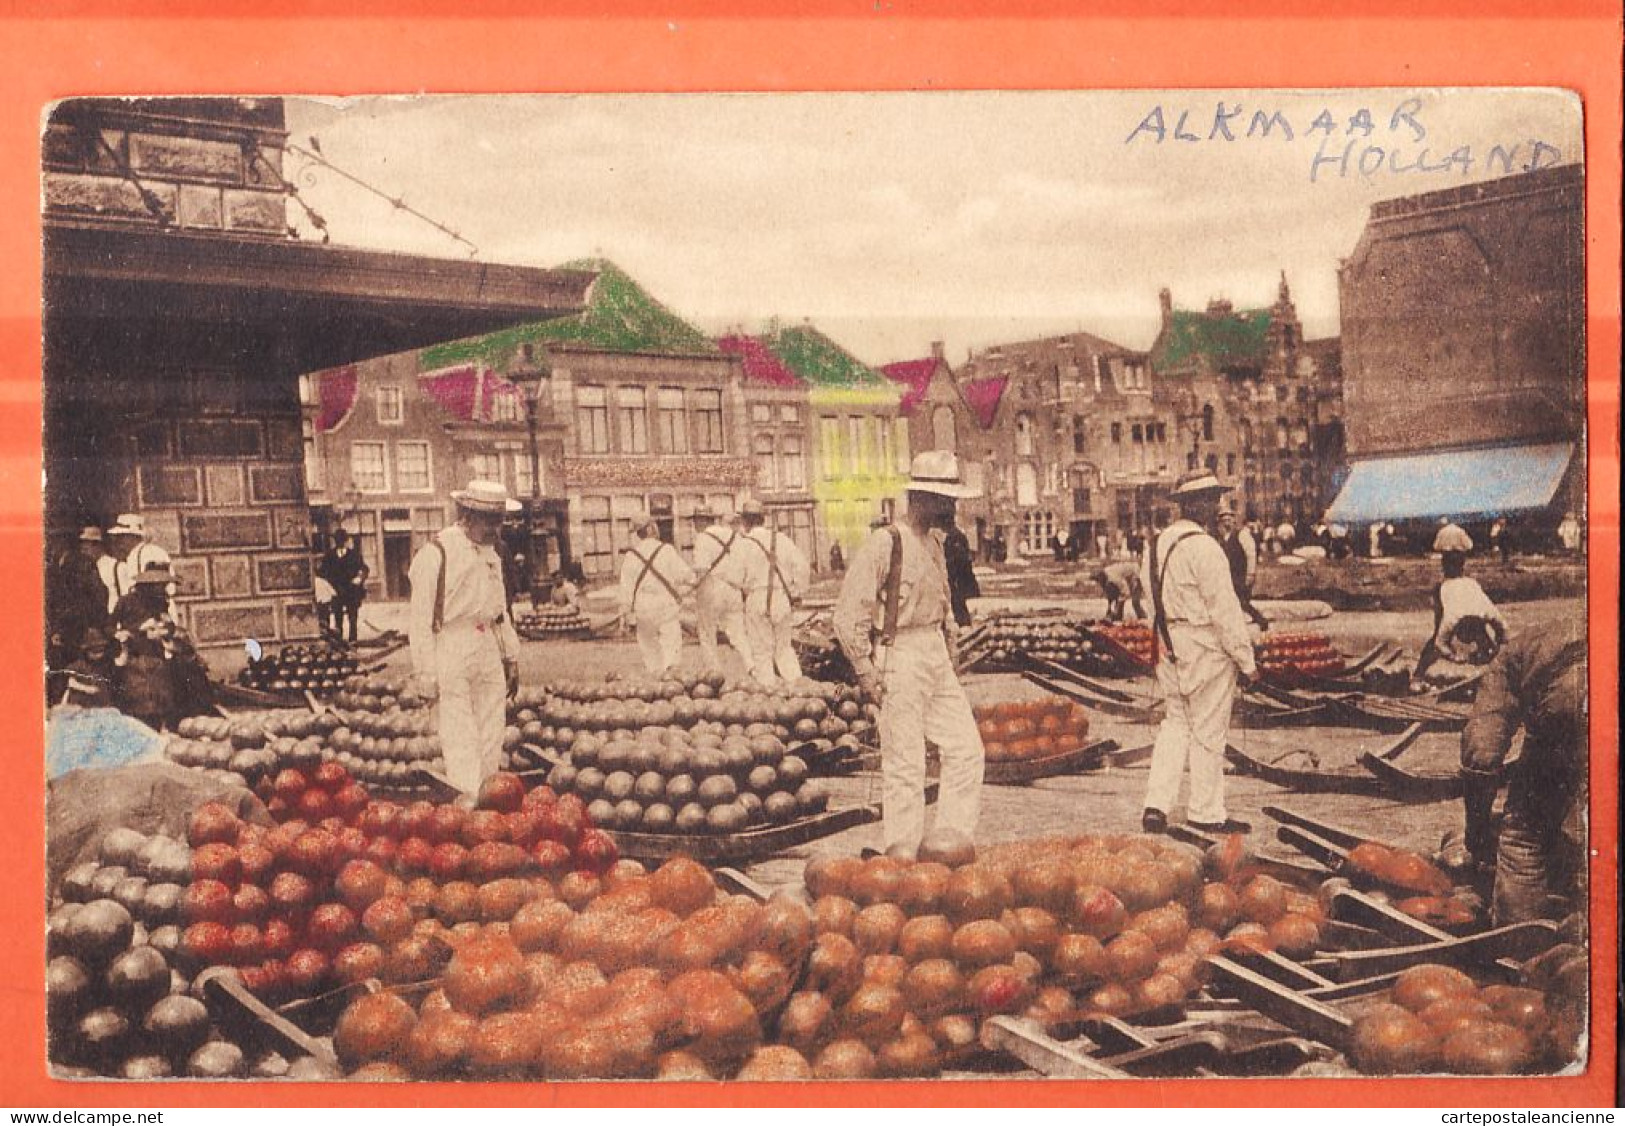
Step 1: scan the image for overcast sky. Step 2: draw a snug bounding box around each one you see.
[285,90,1580,366]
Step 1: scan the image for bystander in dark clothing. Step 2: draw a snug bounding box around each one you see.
[1217,503,1268,629]
[1461,629,1587,924]
[944,526,980,628]
[829,542,845,573]
[47,527,113,702]
[319,531,369,643]
[112,565,212,731]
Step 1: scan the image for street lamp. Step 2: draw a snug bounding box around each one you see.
[507,343,553,602]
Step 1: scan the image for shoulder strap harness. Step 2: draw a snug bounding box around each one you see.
[1149,528,1202,665]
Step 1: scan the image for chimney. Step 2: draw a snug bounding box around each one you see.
[930,340,945,362]
[1158,287,1173,327]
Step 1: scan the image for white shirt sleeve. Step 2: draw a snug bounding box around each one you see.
[1192,537,1256,675]
[407,541,441,679]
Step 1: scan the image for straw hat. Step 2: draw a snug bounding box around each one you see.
[1170,470,1233,499]
[740,499,766,518]
[78,526,103,543]
[452,479,521,514]
[904,450,980,499]
[107,514,146,537]
[130,563,176,587]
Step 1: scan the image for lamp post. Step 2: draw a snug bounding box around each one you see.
[507,343,552,603]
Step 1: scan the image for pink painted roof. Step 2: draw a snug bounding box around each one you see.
[419,363,481,421]
[960,375,1009,430]
[314,365,358,433]
[716,333,801,388]
[880,358,937,416]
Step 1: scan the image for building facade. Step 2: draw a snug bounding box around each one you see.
[763,326,909,559]
[1148,277,1345,526]
[715,334,817,564]
[43,97,591,646]
[952,332,1168,557]
[1331,164,1584,531]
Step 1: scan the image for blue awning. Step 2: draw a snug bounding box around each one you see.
[1324,442,1573,524]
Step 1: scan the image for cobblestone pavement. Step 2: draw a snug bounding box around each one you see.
[332,593,1583,894]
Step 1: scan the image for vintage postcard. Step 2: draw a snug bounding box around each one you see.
[29,81,1614,1104]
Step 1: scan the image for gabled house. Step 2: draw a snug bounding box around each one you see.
[715,332,816,563]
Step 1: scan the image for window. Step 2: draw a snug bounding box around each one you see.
[1072,416,1086,455]
[691,389,724,453]
[303,420,324,492]
[1020,509,1056,554]
[1015,414,1035,457]
[351,441,387,493]
[779,404,800,424]
[820,416,841,478]
[468,452,501,484]
[611,495,644,551]
[376,386,404,425]
[754,433,778,491]
[1226,453,1237,476]
[580,496,614,575]
[892,418,911,472]
[1131,423,1143,444]
[1073,487,1092,514]
[576,386,610,454]
[1202,403,1215,442]
[1205,453,1219,472]
[615,387,649,454]
[932,405,957,451]
[1276,416,1290,451]
[657,388,687,454]
[298,374,315,406]
[396,441,432,492]
[751,403,773,424]
[876,419,893,476]
[1111,422,1122,444]
[781,433,805,489]
[1156,422,1168,443]
[847,417,864,473]
[511,451,535,497]
[1096,355,1111,385]
[1015,463,1039,507]
[490,392,522,423]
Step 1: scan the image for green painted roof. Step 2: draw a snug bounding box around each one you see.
[419,258,718,369]
[766,324,887,388]
[1151,307,1272,372]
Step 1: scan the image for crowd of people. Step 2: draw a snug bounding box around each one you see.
[45,514,211,730]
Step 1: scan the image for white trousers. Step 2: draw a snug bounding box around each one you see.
[695,586,753,675]
[635,611,682,675]
[877,629,985,855]
[744,595,801,684]
[435,622,507,796]
[1144,624,1238,825]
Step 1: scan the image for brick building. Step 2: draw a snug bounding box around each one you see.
[764,325,909,559]
[43,97,591,647]
[1330,164,1584,534]
[714,334,817,564]
[1148,276,1345,526]
[951,332,1167,557]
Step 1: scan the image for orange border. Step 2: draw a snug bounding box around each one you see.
[1,1,1618,1108]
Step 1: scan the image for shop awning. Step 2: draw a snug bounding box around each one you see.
[1324,442,1573,524]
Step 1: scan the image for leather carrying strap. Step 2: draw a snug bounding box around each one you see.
[429,538,511,659]
[743,531,793,615]
[879,525,905,646]
[631,542,682,605]
[693,528,737,585]
[1149,528,1201,665]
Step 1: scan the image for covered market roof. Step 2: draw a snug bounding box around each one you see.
[418,258,718,369]
[1324,441,1574,524]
